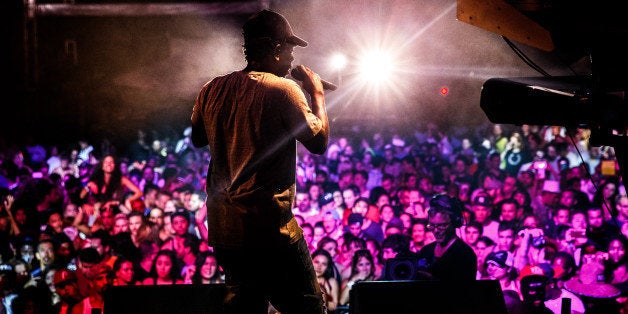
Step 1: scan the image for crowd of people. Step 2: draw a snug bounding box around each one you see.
[0,121,626,313]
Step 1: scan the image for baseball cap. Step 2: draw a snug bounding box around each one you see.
[472,193,492,206]
[386,217,405,231]
[348,213,363,225]
[53,268,78,286]
[519,263,562,281]
[243,10,308,47]
[485,251,513,268]
[322,209,340,220]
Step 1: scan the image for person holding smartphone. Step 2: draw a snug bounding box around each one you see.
[27,238,57,288]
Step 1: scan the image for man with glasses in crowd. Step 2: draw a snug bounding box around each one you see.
[416,194,477,281]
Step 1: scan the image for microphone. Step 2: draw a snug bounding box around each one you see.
[290,67,338,91]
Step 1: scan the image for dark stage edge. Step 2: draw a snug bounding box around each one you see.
[104,280,507,314]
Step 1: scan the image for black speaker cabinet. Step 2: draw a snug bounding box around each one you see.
[104,284,226,314]
[350,280,507,314]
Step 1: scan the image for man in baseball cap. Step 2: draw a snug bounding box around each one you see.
[467,193,499,243]
[53,268,82,314]
[485,250,514,269]
[519,262,588,314]
[242,10,308,47]
[472,193,493,207]
[191,7,328,314]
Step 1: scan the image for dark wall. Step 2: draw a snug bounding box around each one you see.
[4,11,248,149]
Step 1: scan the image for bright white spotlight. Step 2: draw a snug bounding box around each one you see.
[358,50,394,84]
[329,53,347,71]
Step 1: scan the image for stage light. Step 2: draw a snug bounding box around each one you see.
[357,49,395,84]
[440,86,449,96]
[329,53,347,71]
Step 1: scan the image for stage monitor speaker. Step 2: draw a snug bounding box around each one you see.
[104,284,226,314]
[350,280,507,314]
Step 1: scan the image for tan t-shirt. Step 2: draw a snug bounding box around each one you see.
[191,71,323,249]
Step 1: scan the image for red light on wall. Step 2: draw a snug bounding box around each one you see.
[439,86,449,96]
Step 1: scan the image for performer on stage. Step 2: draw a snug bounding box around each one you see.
[190,9,329,314]
[416,194,477,281]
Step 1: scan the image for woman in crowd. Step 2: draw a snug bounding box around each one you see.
[371,188,391,212]
[398,212,413,235]
[592,179,620,220]
[312,222,326,251]
[301,223,316,253]
[45,267,61,308]
[604,235,628,312]
[142,249,183,285]
[606,235,628,287]
[113,255,140,286]
[191,251,223,285]
[378,204,396,236]
[311,249,340,312]
[54,237,76,270]
[317,236,343,282]
[79,155,143,210]
[339,249,376,306]
[338,235,367,281]
[474,236,496,279]
[41,212,74,254]
[365,238,384,279]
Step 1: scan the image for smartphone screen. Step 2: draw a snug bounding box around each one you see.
[533,161,546,179]
[601,160,617,176]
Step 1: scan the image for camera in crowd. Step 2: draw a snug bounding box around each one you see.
[518,228,546,249]
[382,254,432,281]
[569,229,587,238]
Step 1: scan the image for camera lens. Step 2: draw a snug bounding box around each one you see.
[391,260,415,280]
[385,257,419,280]
[531,236,545,248]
